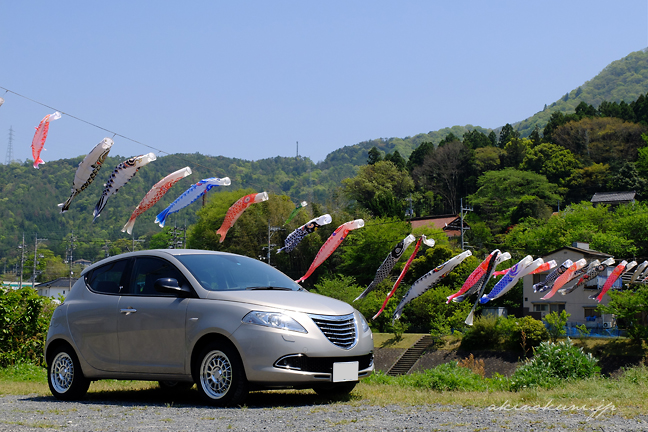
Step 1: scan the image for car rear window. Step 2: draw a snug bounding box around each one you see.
[86,259,128,294]
[175,254,301,291]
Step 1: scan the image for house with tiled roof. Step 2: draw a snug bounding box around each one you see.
[35,277,78,300]
[591,191,636,207]
[409,215,470,237]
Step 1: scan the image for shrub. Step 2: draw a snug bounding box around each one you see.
[460,315,548,352]
[459,315,501,350]
[458,353,485,377]
[509,338,600,391]
[501,315,550,352]
[0,286,56,367]
[543,310,570,342]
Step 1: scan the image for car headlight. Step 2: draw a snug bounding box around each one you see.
[242,311,307,333]
[358,312,370,333]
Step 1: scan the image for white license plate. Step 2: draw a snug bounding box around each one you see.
[332,361,359,382]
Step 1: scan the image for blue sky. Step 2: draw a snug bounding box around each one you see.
[1,1,647,164]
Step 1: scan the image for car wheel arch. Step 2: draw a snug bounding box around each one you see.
[46,339,76,366]
[190,333,247,380]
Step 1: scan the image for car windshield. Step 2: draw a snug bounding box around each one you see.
[175,254,302,292]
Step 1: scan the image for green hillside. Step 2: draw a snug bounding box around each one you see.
[3,48,648,276]
[515,48,648,137]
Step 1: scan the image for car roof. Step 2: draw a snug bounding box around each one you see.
[80,249,238,276]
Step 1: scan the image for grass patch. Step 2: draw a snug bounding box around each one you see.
[373,333,427,349]
[571,338,648,357]
[1,357,646,418]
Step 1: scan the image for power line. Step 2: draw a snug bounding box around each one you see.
[0,85,227,179]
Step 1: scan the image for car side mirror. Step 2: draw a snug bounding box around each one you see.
[154,278,192,297]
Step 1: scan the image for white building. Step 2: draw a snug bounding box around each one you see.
[522,243,618,329]
[35,277,78,300]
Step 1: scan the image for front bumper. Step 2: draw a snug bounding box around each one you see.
[231,312,374,385]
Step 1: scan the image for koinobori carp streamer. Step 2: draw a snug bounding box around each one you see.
[155,177,231,228]
[354,234,417,302]
[216,191,268,242]
[31,111,61,169]
[93,153,157,221]
[295,219,364,283]
[373,237,422,320]
[123,167,193,234]
[393,249,472,321]
[58,138,113,213]
[277,214,332,254]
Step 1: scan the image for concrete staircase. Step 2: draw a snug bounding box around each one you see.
[387,335,436,376]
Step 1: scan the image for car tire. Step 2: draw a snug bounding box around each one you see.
[194,341,248,406]
[158,380,194,392]
[313,382,357,398]
[47,345,90,401]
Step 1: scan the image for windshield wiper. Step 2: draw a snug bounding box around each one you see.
[246,286,293,291]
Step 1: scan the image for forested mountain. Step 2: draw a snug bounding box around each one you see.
[515,48,648,137]
[3,48,648,284]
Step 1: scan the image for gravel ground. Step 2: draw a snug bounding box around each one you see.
[0,393,646,431]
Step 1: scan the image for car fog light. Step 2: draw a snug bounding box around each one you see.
[274,354,306,370]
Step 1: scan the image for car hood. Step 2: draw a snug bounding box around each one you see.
[205,290,355,316]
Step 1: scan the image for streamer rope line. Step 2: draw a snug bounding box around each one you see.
[0,85,225,177]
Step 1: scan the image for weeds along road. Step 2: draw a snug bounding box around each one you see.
[0,393,646,431]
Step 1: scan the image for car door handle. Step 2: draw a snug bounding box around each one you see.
[120,308,137,315]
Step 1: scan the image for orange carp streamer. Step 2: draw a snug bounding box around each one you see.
[31,112,61,169]
[216,192,269,243]
[295,219,364,283]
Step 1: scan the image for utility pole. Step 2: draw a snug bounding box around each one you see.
[18,233,25,288]
[460,198,473,251]
[167,220,185,249]
[405,194,414,219]
[66,231,77,291]
[32,234,47,287]
[265,224,283,265]
[296,141,299,158]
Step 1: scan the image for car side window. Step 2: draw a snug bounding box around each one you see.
[128,257,186,296]
[86,259,128,294]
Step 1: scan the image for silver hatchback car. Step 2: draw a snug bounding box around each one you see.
[45,249,374,406]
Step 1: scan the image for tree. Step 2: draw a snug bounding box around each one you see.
[551,117,648,165]
[563,163,612,204]
[438,132,460,147]
[543,310,569,342]
[529,125,542,147]
[473,146,504,174]
[463,129,492,150]
[342,161,414,218]
[498,123,519,147]
[412,141,470,214]
[406,142,435,172]
[504,202,644,258]
[607,162,646,196]
[510,195,553,224]
[519,143,581,184]
[468,168,561,231]
[488,131,498,147]
[502,138,532,169]
[598,285,648,343]
[384,150,407,171]
[367,146,383,165]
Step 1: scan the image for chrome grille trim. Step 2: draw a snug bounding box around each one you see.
[309,313,358,350]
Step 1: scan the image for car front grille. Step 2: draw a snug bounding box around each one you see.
[309,313,357,349]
